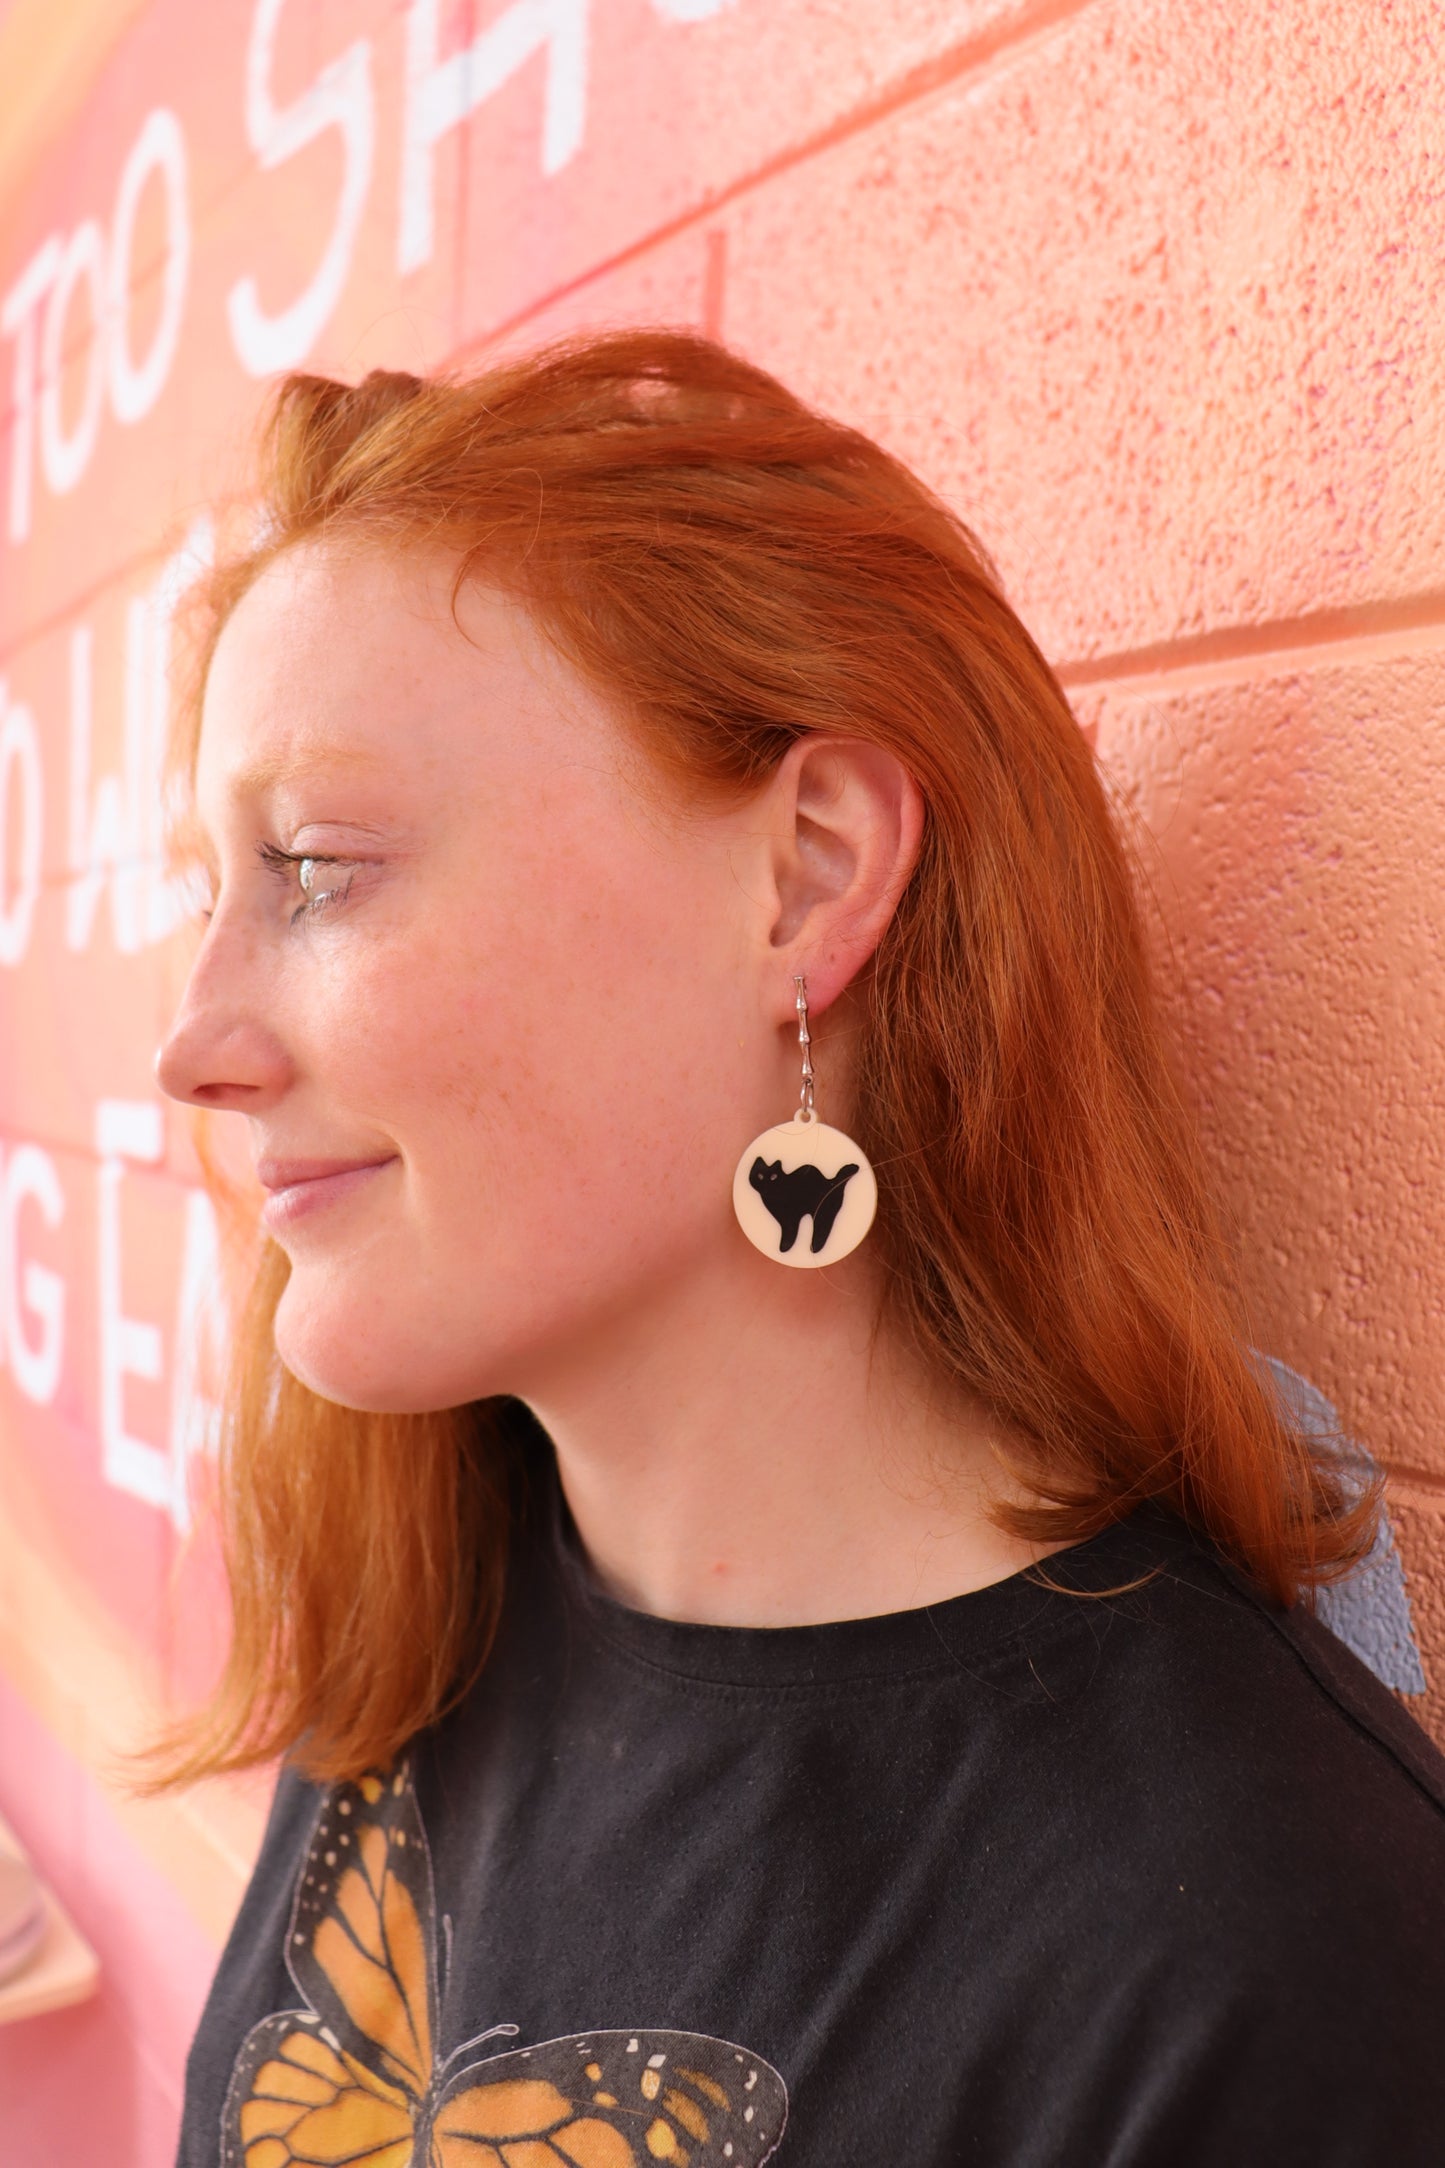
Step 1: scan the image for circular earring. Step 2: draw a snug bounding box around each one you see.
[732,975,878,1269]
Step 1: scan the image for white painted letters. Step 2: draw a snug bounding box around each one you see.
[107,108,191,425]
[1,237,62,543]
[0,1143,65,1407]
[0,684,42,968]
[398,0,589,274]
[67,622,136,953]
[66,518,213,954]
[228,0,375,375]
[95,1098,168,1514]
[1,108,190,542]
[94,1101,222,1530]
[38,221,107,497]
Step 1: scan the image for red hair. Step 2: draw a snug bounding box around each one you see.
[147,328,1372,1789]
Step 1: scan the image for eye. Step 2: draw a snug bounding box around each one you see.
[257,841,355,922]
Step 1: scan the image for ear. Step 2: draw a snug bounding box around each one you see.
[759,735,924,1019]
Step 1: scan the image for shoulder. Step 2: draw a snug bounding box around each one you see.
[975,1513,1445,2151]
[177,1764,325,2164]
[1051,1504,1445,1797]
[1022,1505,1445,1966]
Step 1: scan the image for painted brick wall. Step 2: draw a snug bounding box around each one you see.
[0,2,1440,2158]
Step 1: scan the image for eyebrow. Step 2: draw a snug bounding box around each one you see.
[179,746,410,873]
[220,746,392,798]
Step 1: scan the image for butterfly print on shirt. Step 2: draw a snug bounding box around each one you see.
[221,1758,789,2167]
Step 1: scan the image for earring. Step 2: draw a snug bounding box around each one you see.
[732,975,878,1268]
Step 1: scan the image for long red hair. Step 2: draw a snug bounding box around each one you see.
[147,329,1371,1789]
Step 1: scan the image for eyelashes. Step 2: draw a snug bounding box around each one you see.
[190,842,366,928]
[256,841,356,923]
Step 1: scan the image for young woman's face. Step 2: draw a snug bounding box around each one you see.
[158,541,788,1411]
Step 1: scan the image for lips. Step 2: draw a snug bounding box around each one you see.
[258,1154,397,1231]
[257,1155,392,1191]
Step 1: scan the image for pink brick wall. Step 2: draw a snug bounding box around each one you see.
[1,2,1440,2156]
[0,1677,220,2162]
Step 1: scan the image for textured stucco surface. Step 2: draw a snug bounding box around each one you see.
[1,2,1442,2157]
[1389,1496,1445,1746]
[1095,653,1445,1475]
[715,0,1445,660]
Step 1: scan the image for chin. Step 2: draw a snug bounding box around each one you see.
[274,1335,394,1413]
[272,1286,418,1413]
[276,1345,466,1415]
[272,1277,505,1414]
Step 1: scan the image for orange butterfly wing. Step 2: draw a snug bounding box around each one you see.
[224,2012,414,2168]
[429,2030,788,2168]
[222,1764,790,2168]
[289,1766,436,2098]
[222,1765,439,2167]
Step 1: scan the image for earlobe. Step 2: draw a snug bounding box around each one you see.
[766,735,924,1012]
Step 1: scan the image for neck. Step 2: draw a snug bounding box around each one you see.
[518,1243,1055,1627]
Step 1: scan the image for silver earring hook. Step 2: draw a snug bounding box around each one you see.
[794,973,816,1124]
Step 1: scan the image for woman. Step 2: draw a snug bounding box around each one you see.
[157,331,1445,2166]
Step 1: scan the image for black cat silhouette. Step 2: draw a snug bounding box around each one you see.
[749,1156,860,1255]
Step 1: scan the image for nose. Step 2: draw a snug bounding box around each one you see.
[154,912,294,1112]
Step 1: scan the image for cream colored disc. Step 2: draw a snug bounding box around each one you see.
[732,1117,877,1268]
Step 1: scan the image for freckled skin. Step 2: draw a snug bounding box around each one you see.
[160,543,773,1415]
[157,537,1054,1630]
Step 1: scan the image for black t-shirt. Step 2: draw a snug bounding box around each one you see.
[179,1497,1445,2167]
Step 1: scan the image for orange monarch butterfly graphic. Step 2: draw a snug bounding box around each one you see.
[220,1759,788,2167]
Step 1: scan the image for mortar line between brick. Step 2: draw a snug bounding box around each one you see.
[460,0,1099,361]
[0,532,204,671]
[0,1114,192,1179]
[0,6,1100,665]
[1385,1468,1445,1508]
[1056,591,1445,696]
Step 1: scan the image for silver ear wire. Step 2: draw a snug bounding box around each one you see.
[794,973,816,1124]
[732,970,877,1267]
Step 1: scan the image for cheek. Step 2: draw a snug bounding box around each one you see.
[271,950,736,1410]
[379,849,753,1257]
[411,921,732,1248]
[272,824,762,1406]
